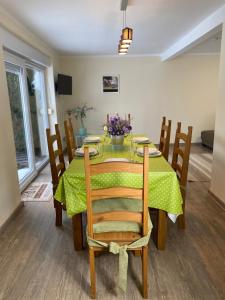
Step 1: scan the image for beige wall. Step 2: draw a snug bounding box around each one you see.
[60,55,219,143]
[210,23,225,204]
[0,6,60,227]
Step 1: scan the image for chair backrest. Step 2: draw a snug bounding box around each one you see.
[128,113,131,125]
[64,118,76,163]
[172,122,192,191]
[84,146,149,239]
[159,116,171,161]
[46,124,66,193]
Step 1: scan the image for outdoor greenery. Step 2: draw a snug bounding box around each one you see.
[6,71,27,153]
[6,70,42,167]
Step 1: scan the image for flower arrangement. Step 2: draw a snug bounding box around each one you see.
[104,114,132,136]
[67,104,93,128]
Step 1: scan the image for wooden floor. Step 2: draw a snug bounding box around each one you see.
[0,146,225,299]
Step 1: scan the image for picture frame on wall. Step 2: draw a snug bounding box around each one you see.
[102,75,119,93]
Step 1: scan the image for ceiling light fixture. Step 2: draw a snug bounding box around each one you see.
[118,46,128,53]
[118,9,133,55]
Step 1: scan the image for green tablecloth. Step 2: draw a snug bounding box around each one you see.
[55,136,183,217]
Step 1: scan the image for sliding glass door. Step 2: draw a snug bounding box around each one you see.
[6,64,33,182]
[26,66,48,168]
[5,54,49,189]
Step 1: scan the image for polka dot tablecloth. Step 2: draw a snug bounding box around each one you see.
[55,138,183,219]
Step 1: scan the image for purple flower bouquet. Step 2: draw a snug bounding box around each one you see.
[104,114,132,136]
[104,114,132,148]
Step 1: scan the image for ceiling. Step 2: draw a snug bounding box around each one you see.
[0,0,225,55]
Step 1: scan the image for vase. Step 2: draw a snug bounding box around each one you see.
[111,135,124,150]
[78,127,87,136]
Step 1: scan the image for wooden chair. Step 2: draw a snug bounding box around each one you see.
[128,113,131,125]
[159,116,171,161]
[172,122,192,229]
[84,146,150,299]
[64,118,76,163]
[46,124,66,226]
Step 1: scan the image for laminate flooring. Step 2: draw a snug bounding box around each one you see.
[0,146,225,300]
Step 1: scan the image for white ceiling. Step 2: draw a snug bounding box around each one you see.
[0,0,225,55]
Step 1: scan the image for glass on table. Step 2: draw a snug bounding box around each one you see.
[129,139,138,163]
[96,142,103,158]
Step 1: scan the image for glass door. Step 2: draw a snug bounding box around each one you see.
[26,66,48,169]
[5,54,49,189]
[6,63,34,184]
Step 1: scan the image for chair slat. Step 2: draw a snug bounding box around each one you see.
[57,162,64,174]
[93,245,143,250]
[54,149,62,158]
[92,211,143,224]
[50,134,57,143]
[93,231,141,242]
[176,132,188,142]
[174,148,184,159]
[91,187,143,201]
[90,162,143,176]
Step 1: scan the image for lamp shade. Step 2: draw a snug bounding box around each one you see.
[122,27,133,43]
[120,43,130,49]
[118,48,128,53]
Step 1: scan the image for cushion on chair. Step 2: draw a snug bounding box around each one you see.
[92,198,151,234]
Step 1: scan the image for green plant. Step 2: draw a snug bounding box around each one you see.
[67,104,93,128]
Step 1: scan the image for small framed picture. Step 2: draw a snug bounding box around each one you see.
[102,75,119,93]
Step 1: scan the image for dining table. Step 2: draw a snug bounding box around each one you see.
[55,135,183,251]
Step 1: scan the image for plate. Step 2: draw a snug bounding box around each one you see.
[104,158,130,162]
[75,147,98,157]
[84,136,101,143]
[132,137,150,144]
[136,147,161,157]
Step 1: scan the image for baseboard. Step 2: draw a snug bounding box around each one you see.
[208,190,225,210]
[0,202,24,234]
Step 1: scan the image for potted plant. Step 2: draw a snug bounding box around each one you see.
[104,113,132,149]
[67,104,93,136]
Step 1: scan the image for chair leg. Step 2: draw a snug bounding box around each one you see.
[142,246,148,299]
[178,202,185,229]
[178,212,185,229]
[54,199,62,226]
[89,247,96,299]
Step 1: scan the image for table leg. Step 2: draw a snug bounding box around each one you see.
[156,210,167,250]
[72,213,83,251]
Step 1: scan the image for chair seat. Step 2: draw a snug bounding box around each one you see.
[92,198,151,234]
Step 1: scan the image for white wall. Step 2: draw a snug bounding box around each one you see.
[59,55,219,143]
[210,23,225,204]
[0,44,21,227]
[0,6,60,227]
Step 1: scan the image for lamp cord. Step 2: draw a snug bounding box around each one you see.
[123,10,126,28]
